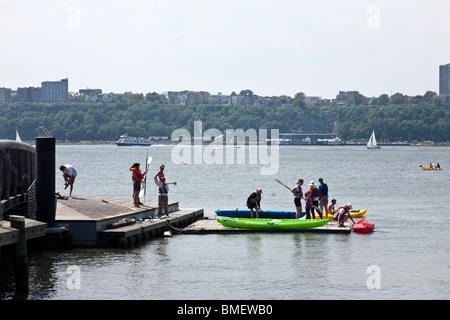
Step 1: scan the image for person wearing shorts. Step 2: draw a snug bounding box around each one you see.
[291,179,304,219]
[60,164,78,197]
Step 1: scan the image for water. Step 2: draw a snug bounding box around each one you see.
[4,144,450,299]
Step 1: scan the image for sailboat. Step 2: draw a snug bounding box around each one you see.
[367,130,381,149]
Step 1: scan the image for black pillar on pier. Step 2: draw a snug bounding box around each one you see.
[35,131,56,228]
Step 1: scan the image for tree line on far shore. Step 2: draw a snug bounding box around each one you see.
[1,100,449,143]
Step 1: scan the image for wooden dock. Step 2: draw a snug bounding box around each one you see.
[0,219,47,247]
[180,218,352,234]
[55,195,203,248]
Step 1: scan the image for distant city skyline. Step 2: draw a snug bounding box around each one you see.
[1,1,450,98]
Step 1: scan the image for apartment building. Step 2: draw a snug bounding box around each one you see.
[167,90,210,106]
[0,87,12,102]
[17,87,42,102]
[41,78,69,102]
[439,63,450,96]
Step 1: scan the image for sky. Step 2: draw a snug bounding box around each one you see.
[1,0,450,99]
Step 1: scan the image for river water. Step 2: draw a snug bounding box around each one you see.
[3,144,450,300]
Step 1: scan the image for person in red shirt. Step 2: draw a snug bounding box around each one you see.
[130,162,148,207]
[308,181,323,219]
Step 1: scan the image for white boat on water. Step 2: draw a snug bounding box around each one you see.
[367,130,381,149]
[116,134,151,146]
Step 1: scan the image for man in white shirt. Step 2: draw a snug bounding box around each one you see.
[60,164,78,197]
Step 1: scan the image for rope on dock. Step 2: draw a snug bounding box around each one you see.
[167,222,199,234]
[167,217,209,234]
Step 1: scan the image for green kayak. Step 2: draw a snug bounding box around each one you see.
[217,217,330,230]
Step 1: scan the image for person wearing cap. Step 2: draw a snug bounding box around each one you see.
[308,181,323,219]
[154,176,169,217]
[333,203,355,227]
[246,188,262,218]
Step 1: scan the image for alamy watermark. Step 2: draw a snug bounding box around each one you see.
[66,265,81,290]
[366,265,381,290]
[171,121,280,176]
[67,4,81,30]
[367,5,381,30]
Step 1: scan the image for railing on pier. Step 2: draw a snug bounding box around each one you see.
[0,140,36,220]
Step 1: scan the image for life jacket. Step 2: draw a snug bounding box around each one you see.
[293,185,302,198]
[130,167,143,183]
[311,187,322,198]
[336,206,350,214]
[327,204,335,214]
[158,183,168,195]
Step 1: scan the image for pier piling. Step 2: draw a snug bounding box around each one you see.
[35,128,56,227]
[9,215,29,295]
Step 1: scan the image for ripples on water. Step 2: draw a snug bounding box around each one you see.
[4,145,449,300]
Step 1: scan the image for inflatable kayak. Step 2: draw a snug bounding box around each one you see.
[315,209,367,220]
[422,167,442,171]
[352,219,375,233]
[217,217,330,230]
[215,209,305,219]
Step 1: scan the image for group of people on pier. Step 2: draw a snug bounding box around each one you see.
[58,162,171,217]
[246,178,355,227]
[129,162,170,217]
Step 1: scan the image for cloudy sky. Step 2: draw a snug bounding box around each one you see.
[1,0,450,99]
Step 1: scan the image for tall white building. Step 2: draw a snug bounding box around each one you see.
[41,78,69,102]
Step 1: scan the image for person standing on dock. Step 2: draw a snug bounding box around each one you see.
[59,164,77,197]
[246,188,262,218]
[154,176,169,217]
[291,179,304,219]
[318,178,329,217]
[130,163,147,208]
[304,191,313,219]
[308,181,323,219]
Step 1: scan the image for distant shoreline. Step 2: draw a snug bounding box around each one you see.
[13,140,450,147]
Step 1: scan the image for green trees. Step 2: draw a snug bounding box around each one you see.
[335,103,450,142]
[0,100,449,142]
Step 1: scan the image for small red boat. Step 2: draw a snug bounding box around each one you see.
[352,219,375,233]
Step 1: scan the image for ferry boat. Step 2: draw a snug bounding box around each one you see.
[116,134,151,146]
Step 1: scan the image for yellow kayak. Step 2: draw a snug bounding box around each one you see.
[422,167,442,171]
[315,208,367,220]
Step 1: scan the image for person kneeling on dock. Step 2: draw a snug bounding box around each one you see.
[334,203,355,227]
[154,176,169,217]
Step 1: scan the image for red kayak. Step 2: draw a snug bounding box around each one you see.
[352,219,375,233]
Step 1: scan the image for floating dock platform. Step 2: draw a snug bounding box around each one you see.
[180,218,352,234]
[55,195,203,248]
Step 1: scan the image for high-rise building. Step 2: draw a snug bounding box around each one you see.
[439,64,450,96]
[41,78,69,102]
[17,87,42,102]
[0,87,12,102]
